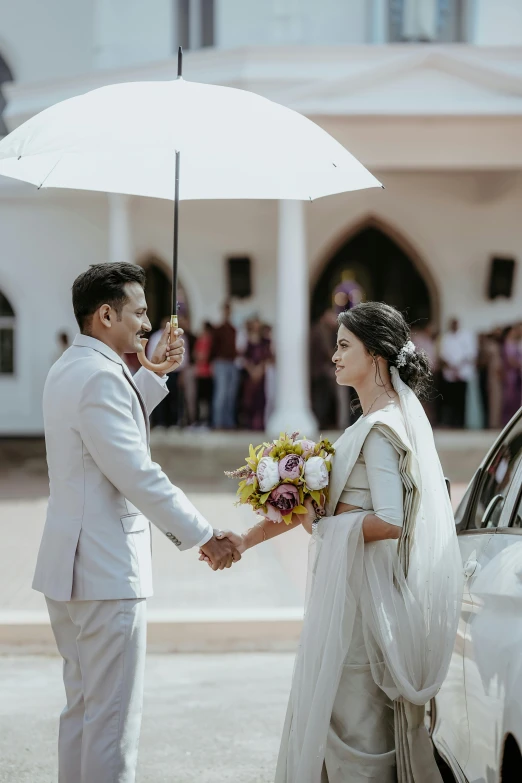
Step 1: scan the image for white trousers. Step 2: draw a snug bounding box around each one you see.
[46,597,147,783]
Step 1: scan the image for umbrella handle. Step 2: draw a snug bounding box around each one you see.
[137,315,179,374]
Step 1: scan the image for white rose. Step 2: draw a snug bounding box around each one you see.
[257,457,280,493]
[304,456,329,490]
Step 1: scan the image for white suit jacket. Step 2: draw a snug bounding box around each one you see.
[33,334,213,602]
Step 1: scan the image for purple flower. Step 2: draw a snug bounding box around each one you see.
[278,454,304,480]
[268,484,300,517]
[297,439,316,455]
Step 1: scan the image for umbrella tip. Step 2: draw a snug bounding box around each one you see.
[177,47,183,79]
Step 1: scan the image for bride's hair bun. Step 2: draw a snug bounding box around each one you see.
[337,302,432,399]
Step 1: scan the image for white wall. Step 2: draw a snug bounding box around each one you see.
[0,190,107,435]
[93,0,174,69]
[132,196,278,330]
[0,0,94,83]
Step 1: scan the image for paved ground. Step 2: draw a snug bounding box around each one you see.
[0,430,493,779]
[0,653,294,783]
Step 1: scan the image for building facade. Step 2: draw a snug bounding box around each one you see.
[1,0,522,434]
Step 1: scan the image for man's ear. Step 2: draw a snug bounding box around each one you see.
[97,304,112,329]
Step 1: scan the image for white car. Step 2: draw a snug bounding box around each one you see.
[431,412,522,782]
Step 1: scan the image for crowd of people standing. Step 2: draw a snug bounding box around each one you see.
[120,303,522,433]
[139,303,275,432]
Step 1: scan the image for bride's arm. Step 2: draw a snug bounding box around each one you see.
[362,514,401,542]
[240,515,303,551]
[199,515,303,563]
[200,496,319,561]
[362,428,404,543]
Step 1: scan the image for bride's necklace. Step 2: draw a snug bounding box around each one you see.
[362,389,393,417]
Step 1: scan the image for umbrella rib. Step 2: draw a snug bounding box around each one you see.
[36,153,64,190]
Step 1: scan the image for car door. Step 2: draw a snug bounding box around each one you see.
[464,450,522,783]
[433,412,522,778]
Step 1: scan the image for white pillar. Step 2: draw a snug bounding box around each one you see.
[267,200,318,438]
[189,0,202,49]
[108,193,132,264]
[369,0,388,43]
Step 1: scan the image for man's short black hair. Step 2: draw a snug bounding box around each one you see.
[72,263,146,333]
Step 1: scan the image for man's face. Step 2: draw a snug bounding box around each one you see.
[109,282,152,354]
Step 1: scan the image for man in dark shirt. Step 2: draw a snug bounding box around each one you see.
[211,302,239,428]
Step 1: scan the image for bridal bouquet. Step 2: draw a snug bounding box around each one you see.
[225,432,335,524]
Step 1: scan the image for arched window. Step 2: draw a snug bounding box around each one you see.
[389,0,466,43]
[139,255,190,330]
[0,53,13,136]
[0,290,15,374]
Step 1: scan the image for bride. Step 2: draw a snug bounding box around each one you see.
[207,302,463,783]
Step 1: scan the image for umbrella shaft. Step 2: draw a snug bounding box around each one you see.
[172,149,180,316]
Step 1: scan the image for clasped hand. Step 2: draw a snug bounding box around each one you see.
[199,532,243,571]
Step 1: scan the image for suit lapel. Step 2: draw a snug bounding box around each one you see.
[121,367,150,446]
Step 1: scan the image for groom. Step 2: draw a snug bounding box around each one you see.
[33,262,240,783]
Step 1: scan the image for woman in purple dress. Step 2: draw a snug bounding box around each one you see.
[241,318,273,430]
[502,325,522,426]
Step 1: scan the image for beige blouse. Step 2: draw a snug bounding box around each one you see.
[338,427,404,527]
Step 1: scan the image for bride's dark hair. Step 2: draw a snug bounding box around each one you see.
[338,301,432,399]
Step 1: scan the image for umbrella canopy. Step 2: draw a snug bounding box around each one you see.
[0,78,381,201]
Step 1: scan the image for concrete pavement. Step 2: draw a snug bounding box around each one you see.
[0,653,294,783]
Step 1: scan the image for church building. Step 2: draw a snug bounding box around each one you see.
[1,0,522,434]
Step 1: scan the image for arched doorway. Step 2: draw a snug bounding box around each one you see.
[312,221,436,326]
[139,255,190,331]
[0,289,15,374]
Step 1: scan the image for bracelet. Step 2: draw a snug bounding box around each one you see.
[246,523,267,546]
[311,517,322,534]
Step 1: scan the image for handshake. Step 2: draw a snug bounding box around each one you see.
[198,529,246,571]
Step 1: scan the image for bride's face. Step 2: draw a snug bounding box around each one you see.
[332,325,374,387]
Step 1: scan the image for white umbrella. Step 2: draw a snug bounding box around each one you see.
[0,50,381,369]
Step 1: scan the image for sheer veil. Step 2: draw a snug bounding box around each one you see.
[275,367,463,783]
[362,367,463,706]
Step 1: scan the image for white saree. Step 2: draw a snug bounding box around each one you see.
[275,368,462,783]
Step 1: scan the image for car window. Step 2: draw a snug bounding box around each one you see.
[510,492,522,529]
[455,470,479,532]
[466,416,522,531]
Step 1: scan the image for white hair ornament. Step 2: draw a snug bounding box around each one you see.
[396,340,416,368]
